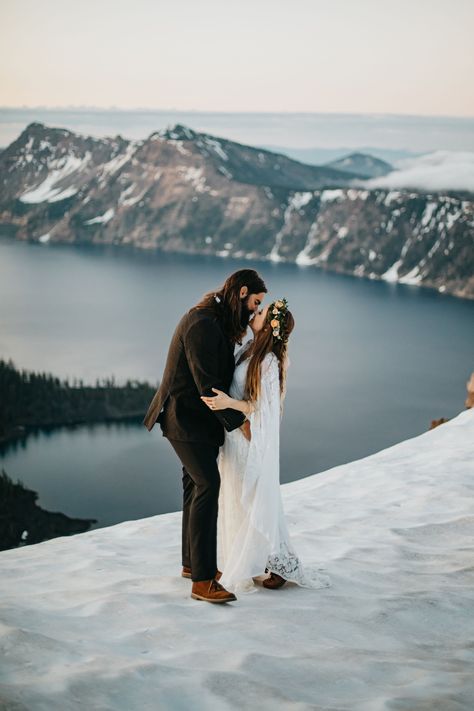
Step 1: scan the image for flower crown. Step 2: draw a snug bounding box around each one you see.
[267,298,289,341]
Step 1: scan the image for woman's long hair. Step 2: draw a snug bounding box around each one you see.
[244,304,295,404]
[193,269,267,344]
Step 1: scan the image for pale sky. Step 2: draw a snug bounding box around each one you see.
[1,0,473,117]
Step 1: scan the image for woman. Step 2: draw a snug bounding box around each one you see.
[201,299,330,594]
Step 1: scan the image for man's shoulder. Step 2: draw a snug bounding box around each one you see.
[175,307,214,327]
[182,307,220,328]
[189,306,219,321]
[179,307,224,340]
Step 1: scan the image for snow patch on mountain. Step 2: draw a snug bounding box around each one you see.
[20,153,90,203]
[84,208,115,225]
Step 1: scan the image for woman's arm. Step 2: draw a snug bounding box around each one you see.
[201,388,254,417]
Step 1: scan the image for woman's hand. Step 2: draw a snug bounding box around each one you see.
[201,388,233,411]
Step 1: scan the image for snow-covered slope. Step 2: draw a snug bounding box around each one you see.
[1,408,474,710]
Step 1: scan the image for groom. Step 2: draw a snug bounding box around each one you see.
[143,269,267,603]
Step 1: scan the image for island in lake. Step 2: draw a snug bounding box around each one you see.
[0,359,159,550]
[0,358,157,445]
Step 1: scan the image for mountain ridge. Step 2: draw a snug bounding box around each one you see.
[0,122,473,300]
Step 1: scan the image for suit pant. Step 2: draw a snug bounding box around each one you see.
[168,439,220,582]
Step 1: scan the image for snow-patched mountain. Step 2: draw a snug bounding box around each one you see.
[325,151,393,178]
[1,122,473,300]
[0,407,473,709]
[0,121,361,203]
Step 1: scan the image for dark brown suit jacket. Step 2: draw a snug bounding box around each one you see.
[143,306,246,446]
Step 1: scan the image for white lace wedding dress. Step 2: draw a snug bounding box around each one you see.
[217,347,331,594]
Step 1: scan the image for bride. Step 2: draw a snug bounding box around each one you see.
[201,298,330,595]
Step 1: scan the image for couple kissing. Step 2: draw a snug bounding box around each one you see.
[144,269,330,603]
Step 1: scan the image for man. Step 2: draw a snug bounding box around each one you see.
[143,269,267,603]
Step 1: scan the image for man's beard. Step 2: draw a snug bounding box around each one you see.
[240,297,253,330]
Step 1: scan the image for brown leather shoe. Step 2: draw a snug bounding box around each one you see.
[263,572,287,589]
[191,578,236,603]
[182,567,222,581]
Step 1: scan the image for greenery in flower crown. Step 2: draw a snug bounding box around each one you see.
[266,298,289,341]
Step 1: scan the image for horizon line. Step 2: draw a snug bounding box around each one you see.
[0,105,473,122]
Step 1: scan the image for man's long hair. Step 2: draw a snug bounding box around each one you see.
[244,306,295,403]
[193,269,267,344]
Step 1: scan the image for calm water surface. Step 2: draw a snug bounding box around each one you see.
[1,236,473,528]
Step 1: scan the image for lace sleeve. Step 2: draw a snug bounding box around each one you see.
[240,353,281,539]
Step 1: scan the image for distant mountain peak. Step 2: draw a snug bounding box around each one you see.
[150,123,197,142]
[22,121,71,135]
[25,121,46,130]
[17,122,75,148]
[325,152,393,178]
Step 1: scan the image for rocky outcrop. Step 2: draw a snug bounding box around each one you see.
[429,371,474,430]
[0,469,96,551]
[466,373,474,409]
[1,122,473,300]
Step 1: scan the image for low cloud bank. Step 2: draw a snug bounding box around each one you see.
[359,150,474,192]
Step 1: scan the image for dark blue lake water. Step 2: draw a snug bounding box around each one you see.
[1,236,473,529]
